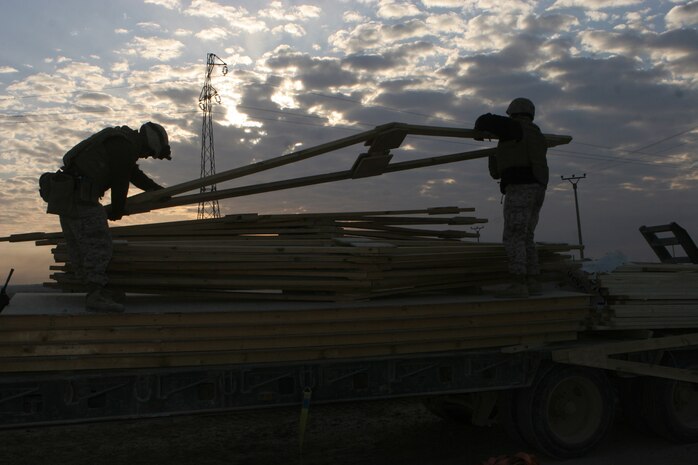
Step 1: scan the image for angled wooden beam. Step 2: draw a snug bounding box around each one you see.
[125,125,384,206]
[124,147,499,214]
[125,122,572,208]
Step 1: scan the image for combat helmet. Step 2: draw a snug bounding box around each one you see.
[140,122,171,159]
[506,98,535,120]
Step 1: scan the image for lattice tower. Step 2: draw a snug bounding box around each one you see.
[197,53,227,219]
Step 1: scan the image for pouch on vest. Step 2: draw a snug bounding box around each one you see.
[75,177,101,203]
[39,172,54,202]
[44,172,77,216]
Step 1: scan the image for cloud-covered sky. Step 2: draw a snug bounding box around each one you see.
[1,0,697,283]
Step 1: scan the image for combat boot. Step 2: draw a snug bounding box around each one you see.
[104,285,126,303]
[86,285,125,313]
[494,275,529,298]
[527,275,543,296]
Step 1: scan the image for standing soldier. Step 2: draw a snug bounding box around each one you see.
[475,98,548,297]
[42,122,171,312]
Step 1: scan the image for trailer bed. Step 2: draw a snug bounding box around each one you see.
[1,291,590,373]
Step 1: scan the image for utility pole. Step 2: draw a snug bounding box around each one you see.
[561,173,586,260]
[197,53,228,220]
[470,226,485,243]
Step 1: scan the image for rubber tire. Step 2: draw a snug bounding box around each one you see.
[497,388,528,446]
[641,351,698,443]
[514,364,616,459]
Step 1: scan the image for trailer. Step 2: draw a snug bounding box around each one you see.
[2,281,697,460]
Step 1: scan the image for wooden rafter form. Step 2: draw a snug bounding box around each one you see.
[117,122,572,216]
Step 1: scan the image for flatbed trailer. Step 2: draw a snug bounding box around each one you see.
[1,290,697,459]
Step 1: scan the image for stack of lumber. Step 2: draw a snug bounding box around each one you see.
[0,292,591,373]
[34,207,578,301]
[595,263,698,329]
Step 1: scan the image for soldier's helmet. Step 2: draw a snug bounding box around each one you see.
[506,98,535,120]
[140,122,171,159]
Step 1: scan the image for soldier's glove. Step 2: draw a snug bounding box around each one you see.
[105,205,123,221]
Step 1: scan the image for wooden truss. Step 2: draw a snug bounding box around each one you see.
[120,122,572,216]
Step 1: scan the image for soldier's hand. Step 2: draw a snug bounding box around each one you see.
[105,205,123,221]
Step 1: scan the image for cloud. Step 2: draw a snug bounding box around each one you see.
[123,36,185,61]
[666,1,698,29]
[466,0,535,15]
[579,28,698,80]
[425,12,467,33]
[377,0,423,19]
[6,73,77,103]
[262,46,358,90]
[185,0,267,33]
[0,66,18,74]
[258,1,321,21]
[421,0,466,7]
[144,0,180,9]
[137,22,164,32]
[194,27,231,41]
[523,14,580,35]
[343,11,367,23]
[551,0,643,8]
[329,20,430,54]
[419,178,458,197]
[271,24,307,37]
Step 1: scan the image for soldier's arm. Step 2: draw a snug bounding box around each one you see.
[104,137,138,220]
[130,165,163,192]
[474,113,522,142]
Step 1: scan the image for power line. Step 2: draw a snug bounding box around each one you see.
[1,75,696,171]
[0,78,198,102]
[587,125,698,171]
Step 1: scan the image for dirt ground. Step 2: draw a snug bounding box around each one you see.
[1,398,697,465]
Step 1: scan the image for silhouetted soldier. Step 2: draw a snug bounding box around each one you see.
[475,98,548,297]
[45,122,171,311]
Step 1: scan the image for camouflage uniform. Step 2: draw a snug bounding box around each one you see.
[503,183,546,276]
[475,107,548,283]
[59,202,112,287]
[57,127,164,289]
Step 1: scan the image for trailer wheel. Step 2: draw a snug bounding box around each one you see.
[642,353,698,443]
[515,365,615,459]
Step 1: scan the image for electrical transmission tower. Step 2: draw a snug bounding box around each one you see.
[197,53,228,219]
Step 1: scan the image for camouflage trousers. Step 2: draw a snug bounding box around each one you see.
[502,183,546,276]
[59,202,112,287]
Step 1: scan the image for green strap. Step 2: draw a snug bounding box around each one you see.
[298,387,312,455]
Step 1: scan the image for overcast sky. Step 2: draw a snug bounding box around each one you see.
[1,0,697,284]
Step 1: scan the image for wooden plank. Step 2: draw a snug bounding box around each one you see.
[123,148,499,214]
[0,332,579,373]
[0,321,584,358]
[0,294,591,329]
[0,308,588,344]
[125,126,382,206]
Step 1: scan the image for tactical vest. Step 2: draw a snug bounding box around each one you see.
[62,126,141,191]
[494,120,549,186]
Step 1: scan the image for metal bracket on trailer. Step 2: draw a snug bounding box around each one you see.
[551,332,698,383]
